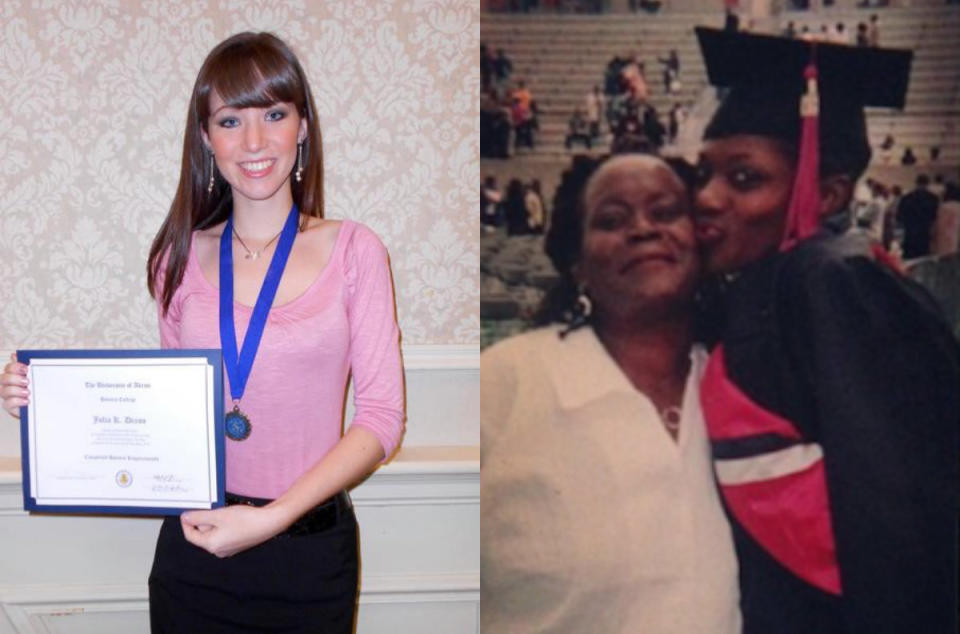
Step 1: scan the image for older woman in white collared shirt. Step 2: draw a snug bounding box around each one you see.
[481,154,740,634]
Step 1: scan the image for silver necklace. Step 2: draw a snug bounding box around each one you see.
[660,406,681,432]
[232,226,283,260]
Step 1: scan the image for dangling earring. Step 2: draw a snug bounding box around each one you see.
[207,152,215,194]
[575,290,592,318]
[560,283,592,338]
[295,142,304,183]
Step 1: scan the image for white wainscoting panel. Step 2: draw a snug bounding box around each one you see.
[0,445,479,634]
[0,344,480,455]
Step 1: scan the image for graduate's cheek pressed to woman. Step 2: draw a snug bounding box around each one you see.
[692,136,795,274]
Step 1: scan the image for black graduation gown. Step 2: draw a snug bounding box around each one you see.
[700,232,959,634]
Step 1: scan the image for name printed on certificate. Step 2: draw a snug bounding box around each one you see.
[21,351,224,515]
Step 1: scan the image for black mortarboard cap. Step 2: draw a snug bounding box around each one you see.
[696,27,912,178]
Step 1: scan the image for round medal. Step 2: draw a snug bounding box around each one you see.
[225,406,251,441]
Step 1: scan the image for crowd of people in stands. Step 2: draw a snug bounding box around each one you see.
[481,8,957,259]
[481,176,546,235]
[481,44,541,158]
[562,85,606,150]
[485,0,667,11]
[781,14,882,45]
[595,49,685,153]
[854,173,960,260]
[482,162,960,263]
[482,38,693,158]
[874,130,946,168]
[485,0,608,13]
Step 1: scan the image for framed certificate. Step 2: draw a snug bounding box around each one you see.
[18,349,225,516]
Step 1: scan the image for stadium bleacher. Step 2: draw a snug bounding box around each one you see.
[480,6,960,347]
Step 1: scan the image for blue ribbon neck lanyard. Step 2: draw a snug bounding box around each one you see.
[219,204,300,441]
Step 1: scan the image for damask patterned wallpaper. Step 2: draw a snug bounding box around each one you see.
[0,0,479,354]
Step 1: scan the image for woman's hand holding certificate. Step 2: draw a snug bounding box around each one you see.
[0,353,29,419]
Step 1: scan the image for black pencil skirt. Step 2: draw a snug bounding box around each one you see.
[148,495,359,633]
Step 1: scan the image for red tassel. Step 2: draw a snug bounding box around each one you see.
[781,63,821,251]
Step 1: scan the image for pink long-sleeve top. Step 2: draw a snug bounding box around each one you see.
[157,220,404,499]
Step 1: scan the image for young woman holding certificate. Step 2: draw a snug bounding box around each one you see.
[3,32,404,632]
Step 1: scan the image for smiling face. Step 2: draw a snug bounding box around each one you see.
[693,135,796,274]
[202,91,306,208]
[576,155,699,323]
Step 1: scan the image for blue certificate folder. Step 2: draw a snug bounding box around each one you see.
[18,349,225,516]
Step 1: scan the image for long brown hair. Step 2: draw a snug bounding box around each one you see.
[147,32,324,314]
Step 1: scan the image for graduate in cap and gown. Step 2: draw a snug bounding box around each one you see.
[691,27,959,634]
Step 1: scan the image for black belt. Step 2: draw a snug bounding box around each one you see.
[224,491,351,538]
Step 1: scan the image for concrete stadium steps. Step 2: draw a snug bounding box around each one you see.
[481,156,574,212]
[482,6,960,167]
[496,142,960,164]
[507,113,959,162]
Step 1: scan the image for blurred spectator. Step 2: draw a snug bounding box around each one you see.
[509,79,536,150]
[525,180,545,233]
[629,0,662,11]
[481,43,492,91]
[605,54,627,95]
[609,93,643,138]
[612,116,645,153]
[481,176,503,230]
[643,105,666,149]
[901,147,917,166]
[724,8,739,32]
[512,79,532,113]
[504,179,528,236]
[783,21,796,38]
[565,108,592,150]
[584,86,605,140]
[884,185,903,249]
[508,0,538,11]
[932,182,960,256]
[511,97,535,150]
[799,25,814,41]
[481,90,511,158]
[878,134,895,164]
[621,58,648,102]
[853,177,875,220]
[930,145,941,163]
[660,66,673,95]
[897,174,939,259]
[855,179,890,242]
[832,22,850,44]
[493,49,513,89]
[868,14,880,46]
[657,50,681,94]
[931,174,946,200]
[668,102,687,143]
[723,0,739,28]
[611,130,654,155]
[855,23,869,47]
